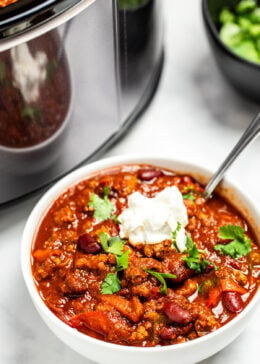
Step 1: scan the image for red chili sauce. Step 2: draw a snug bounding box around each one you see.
[31,165,260,346]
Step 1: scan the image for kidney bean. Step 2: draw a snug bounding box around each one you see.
[78,234,101,254]
[160,323,193,340]
[222,292,243,313]
[137,168,163,181]
[164,302,192,325]
[108,188,118,199]
[226,257,243,270]
[160,326,176,340]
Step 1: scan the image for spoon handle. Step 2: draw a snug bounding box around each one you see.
[203,113,260,199]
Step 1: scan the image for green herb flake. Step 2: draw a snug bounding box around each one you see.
[116,249,130,271]
[183,235,213,274]
[182,192,196,201]
[21,105,41,120]
[99,233,128,270]
[214,224,252,259]
[145,269,176,295]
[172,222,182,251]
[107,236,125,256]
[101,272,121,294]
[88,192,114,222]
[99,232,109,252]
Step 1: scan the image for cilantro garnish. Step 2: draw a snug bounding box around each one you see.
[172,222,182,250]
[145,269,176,295]
[183,235,212,273]
[182,192,196,201]
[182,185,201,201]
[99,233,125,256]
[100,233,129,292]
[101,272,121,294]
[88,187,114,221]
[108,236,125,256]
[116,249,130,271]
[214,224,252,259]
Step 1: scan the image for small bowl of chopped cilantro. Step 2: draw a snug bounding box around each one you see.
[202,0,260,101]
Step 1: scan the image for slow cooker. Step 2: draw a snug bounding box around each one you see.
[0,0,164,205]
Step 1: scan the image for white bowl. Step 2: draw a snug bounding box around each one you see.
[21,155,260,364]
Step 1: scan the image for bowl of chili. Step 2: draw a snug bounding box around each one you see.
[21,155,260,364]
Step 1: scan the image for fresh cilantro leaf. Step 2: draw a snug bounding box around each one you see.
[185,234,194,250]
[145,269,176,295]
[184,235,214,273]
[172,222,182,251]
[116,249,130,271]
[21,105,41,121]
[197,283,204,293]
[99,233,125,256]
[183,192,196,201]
[101,272,121,294]
[88,192,114,221]
[103,186,109,198]
[215,224,252,259]
[182,185,195,193]
[99,232,109,252]
[107,236,125,256]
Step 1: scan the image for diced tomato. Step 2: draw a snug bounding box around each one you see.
[220,278,247,295]
[206,287,222,308]
[70,311,111,335]
[32,249,62,262]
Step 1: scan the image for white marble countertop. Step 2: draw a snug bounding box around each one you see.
[0,0,259,363]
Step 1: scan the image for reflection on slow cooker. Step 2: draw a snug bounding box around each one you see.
[0,30,71,149]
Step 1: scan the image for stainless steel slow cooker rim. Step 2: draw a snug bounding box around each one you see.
[0,0,96,52]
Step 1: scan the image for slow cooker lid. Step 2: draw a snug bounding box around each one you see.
[0,0,92,44]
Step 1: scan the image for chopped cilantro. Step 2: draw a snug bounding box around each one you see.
[172,222,182,251]
[99,233,125,256]
[99,232,109,251]
[107,236,125,256]
[182,186,201,201]
[88,189,114,221]
[100,233,129,293]
[21,105,41,121]
[103,186,109,197]
[116,249,130,271]
[214,224,252,259]
[182,192,196,201]
[145,269,176,295]
[183,235,212,273]
[101,273,121,294]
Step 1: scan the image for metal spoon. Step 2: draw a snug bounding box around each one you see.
[203,113,260,199]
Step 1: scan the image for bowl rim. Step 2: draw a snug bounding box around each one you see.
[21,154,260,353]
[202,0,260,69]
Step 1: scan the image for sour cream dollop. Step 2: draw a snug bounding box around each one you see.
[118,186,188,252]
